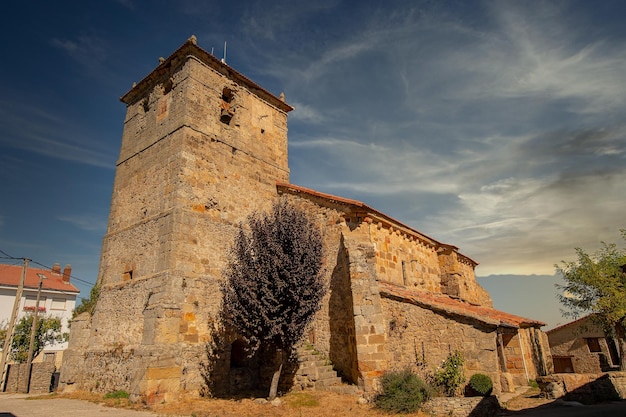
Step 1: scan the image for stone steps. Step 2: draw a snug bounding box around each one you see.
[294,344,360,395]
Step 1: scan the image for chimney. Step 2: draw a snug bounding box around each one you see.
[62,264,72,283]
[52,263,61,275]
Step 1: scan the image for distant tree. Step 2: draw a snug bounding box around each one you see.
[0,314,65,363]
[556,230,626,370]
[72,281,101,318]
[221,199,326,400]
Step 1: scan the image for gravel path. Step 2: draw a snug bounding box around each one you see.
[0,393,158,417]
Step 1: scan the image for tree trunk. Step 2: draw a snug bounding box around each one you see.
[268,349,283,400]
[616,322,626,371]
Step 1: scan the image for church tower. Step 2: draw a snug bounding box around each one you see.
[59,37,292,401]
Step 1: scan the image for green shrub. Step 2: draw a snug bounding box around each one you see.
[104,390,130,399]
[467,373,493,396]
[374,369,432,413]
[433,351,465,397]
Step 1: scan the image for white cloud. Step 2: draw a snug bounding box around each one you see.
[0,100,117,169]
[58,215,108,233]
[288,102,324,123]
[50,35,108,74]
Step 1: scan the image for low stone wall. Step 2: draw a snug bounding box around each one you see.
[538,372,626,404]
[423,396,500,417]
[4,362,56,394]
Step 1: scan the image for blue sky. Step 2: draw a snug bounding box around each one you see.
[1,1,625,330]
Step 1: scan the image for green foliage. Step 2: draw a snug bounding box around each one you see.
[374,369,432,413]
[73,281,101,318]
[104,390,130,399]
[433,351,466,397]
[467,373,493,396]
[221,199,326,353]
[556,230,626,369]
[0,314,64,363]
[528,379,539,389]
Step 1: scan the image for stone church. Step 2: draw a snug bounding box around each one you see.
[59,37,551,401]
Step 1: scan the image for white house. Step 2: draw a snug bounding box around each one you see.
[0,262,80,367]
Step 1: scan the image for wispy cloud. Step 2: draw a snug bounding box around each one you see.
[280,1,626,276]
[0,100,117,168]
[50,35,109,74]
[58,215,108,233]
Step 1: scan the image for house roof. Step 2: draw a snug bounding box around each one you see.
[276,181,478,267]
[379,281,545,329]
[120,36,294,113]
[545,314,592,335]
[0,263,80,294]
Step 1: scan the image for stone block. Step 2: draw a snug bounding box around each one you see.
[367,334,385,344]
[145,366,182,380]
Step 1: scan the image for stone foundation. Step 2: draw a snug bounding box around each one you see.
[538,372,626,404]
[424,396,500,417]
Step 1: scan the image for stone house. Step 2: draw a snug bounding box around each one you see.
[58,37,550,402]
[547,315,621,374]
[0,262,79,368]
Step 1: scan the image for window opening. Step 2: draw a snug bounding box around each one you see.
[586,337,601,353]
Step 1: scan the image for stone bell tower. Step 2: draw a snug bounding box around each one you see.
[59,36,293,401]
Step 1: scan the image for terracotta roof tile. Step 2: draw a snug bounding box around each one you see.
[378,281,544,329]
[0,264,80,293]
[545,314,592,335]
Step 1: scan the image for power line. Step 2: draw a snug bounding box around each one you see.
[0,249,96,287]
[0,249,19,259]
[30,260,95,287]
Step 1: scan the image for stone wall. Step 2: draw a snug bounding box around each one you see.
[424,396,501,417]
[538,372,626,404]
[547,317,618,373]
[4,362,55,394]
[369,221,491,307]
[380,296,501,393]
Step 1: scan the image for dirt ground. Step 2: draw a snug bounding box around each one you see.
[12,387,626,417]
[60,390,429,417]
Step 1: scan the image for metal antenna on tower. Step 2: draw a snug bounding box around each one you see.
[221,41,227,64]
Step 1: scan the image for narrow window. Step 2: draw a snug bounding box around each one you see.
[220,87,235,124]
[586,337,601,353]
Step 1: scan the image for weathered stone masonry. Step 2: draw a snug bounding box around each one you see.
[59,37,551,401]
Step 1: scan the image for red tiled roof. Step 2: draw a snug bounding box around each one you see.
[545,314,592,335]
[276,181,478,267]
[378,281,545,329]
[0,264,80,293]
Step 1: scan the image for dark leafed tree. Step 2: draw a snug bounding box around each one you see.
[556,230,626,370]
[221,199,325,400]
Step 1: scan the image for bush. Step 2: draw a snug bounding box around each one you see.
[467,373,493,396]
[433,351,465,397]
[374,369,432,413]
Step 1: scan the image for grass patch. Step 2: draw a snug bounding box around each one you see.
[104,390,130,399]
[285,392,320,407]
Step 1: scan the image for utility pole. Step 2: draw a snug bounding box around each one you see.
[24,273,44,393]
[0,258,29,392]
